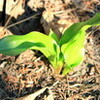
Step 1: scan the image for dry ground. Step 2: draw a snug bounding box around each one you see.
[0,0,100,100]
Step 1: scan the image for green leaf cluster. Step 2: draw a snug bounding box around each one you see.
[0,13,100,75]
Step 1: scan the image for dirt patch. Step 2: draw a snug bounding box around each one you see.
[0,0,100,100]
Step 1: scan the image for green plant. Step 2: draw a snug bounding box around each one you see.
[0,13,100,75]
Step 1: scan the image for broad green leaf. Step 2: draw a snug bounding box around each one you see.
[49,29,59,43]
[0,32,59,66]
[62,30,85,75]
[48,29,62,66]
[60,13,100,46]
[60,13,100,75]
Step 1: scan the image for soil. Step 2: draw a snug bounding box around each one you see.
[0,0,100,100]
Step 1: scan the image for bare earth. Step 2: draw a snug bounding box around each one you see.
[0,0,100,100]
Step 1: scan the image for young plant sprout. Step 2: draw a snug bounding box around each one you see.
[0,13,100,75]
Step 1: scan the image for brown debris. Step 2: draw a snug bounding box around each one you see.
[0,0,100,100]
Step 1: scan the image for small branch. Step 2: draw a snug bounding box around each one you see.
[2,0,7,26]
[6,13,41,29]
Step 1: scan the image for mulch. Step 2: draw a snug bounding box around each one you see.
[0,0,100,100]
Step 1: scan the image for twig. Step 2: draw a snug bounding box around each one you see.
[1,0,6,26]
[6,13,41,29]
[4,0,21,28]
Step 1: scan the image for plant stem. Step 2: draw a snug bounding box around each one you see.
[53,66,63,74]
